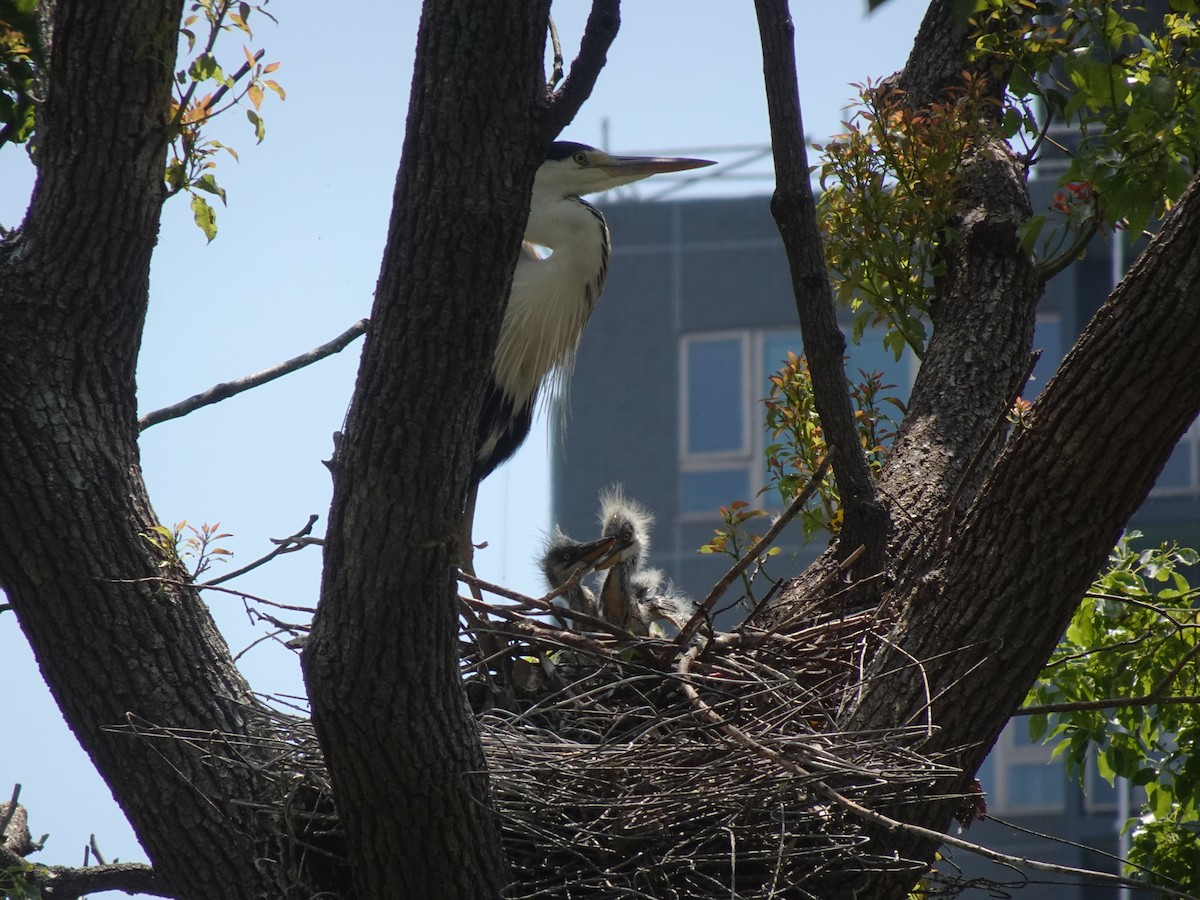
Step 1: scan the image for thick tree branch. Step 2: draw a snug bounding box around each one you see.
[842,170,1200,898]
[0,3,311,897]
[301,1,557,896]
[895,0,976,106]
[139,319,367,430]
[543,0,620,141]
[752,0,890,577]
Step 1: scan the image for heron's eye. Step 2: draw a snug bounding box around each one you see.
[573,151,588,165]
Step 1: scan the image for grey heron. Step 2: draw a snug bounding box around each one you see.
[463,144,714,561]
[539,528,615,628]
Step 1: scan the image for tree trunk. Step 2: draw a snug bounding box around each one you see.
[840,170,1200,898]
[0,2,298,897]
[754,1,1200,895]
[300,1,552,896]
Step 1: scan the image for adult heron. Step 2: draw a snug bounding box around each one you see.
[463,144,715,558]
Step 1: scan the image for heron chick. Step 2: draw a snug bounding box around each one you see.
[596,488,658,634]
[539,528,615,628]
[628,567,701,636]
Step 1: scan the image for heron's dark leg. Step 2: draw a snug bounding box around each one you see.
[458,478,515,708]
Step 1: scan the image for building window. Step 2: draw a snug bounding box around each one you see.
[975,721,1068,815]
[679,327,914,519]
[682,334,749,456]
[1152,419,1200,496]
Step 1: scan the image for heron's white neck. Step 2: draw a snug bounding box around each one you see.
[491,195,611,409]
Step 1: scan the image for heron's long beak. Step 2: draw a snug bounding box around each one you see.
[599,155,716,179]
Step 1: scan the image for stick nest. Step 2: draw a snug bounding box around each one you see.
[458,590,965,899]
[114,591,973,898]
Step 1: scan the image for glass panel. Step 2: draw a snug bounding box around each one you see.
[1155,439,1194,490]
[845,332,913,405]
[687,338,744,454]
[762,332,801,383]
[682,469,751,515]
[1028,317,1063,398]
[1006,762,1066,809]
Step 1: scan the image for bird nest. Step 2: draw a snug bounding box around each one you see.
[457,580,968,899]
[107,586,973,898]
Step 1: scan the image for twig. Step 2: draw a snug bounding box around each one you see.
[456,574,644,645]
[1016,694,1200,716]
[0,784,19,841]
[674,455,832,648]
[675,645,1200,900]
[138,319,367,430]
[543,0,620,141]
[201,515,320,587]
[1151,641,1200,698]
[103,575,315,614]
[546,15,564,91]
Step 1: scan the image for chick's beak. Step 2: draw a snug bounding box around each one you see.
[572,535,618,571]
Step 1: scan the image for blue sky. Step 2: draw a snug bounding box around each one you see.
[0,0,926,878]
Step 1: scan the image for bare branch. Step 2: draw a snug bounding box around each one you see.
[138,319,367,430]
[546,15,564,91]
[674,454,832,648]
[0,842,169,899]
[752,0,889,574]
[543,0,620,141]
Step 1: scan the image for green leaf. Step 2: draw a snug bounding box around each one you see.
[195,173,227,205]
[190,193,217,242]
[1028,713,1049,743]
[187,51,222,83]
[246,108,265,143]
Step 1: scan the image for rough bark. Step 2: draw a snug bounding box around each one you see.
[753,1,1200,895]
[840,172,1200,897]
[0,2,295,897]
[299,1,552,897]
